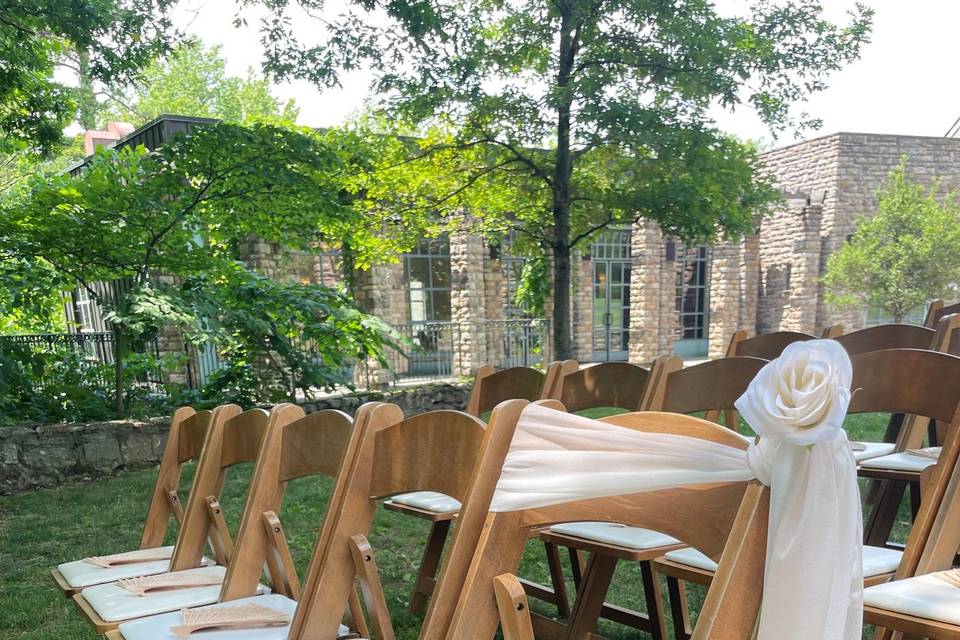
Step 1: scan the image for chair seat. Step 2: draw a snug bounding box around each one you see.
[664,545,902,578]
[850,441,896,463]
[82,566,266,623]
[115,593,352,640]
[57,546,215,589]
[389,491,461,513]
[859,449,939,472]
[549,522,679,550]
[864,571,960,625]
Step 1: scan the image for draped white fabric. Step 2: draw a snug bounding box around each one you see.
[488,402,863,640]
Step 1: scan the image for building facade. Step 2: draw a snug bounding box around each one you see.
[64,119,960,384]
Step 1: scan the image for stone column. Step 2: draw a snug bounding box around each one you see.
[706,231,761,358]
[571,249,595,362]
[483,248,507,367]
[757,200,823,334]
[449,218,487,376]
[629,221,671,364]
[352,261,407,386]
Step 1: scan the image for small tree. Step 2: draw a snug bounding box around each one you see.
[2,121,385,414]
[824,159,960,323]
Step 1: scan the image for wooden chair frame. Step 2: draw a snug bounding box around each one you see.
[659,348,960,639]
[73,406,275,634]
[867,439,960,639]
[390,361,566,616]
[51,404,239,598]
[540,356,766,639]
[430,407,768,640]
[285,403,496,640]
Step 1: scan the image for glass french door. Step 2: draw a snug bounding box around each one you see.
[674,243,711,358]
[591,229,632,361]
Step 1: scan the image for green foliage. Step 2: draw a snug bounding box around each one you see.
[0,341,182,425]
[248,0,872,355]
[0,0,178,152]
[1,121,397,414]
[103,40,299,125]
[823,158,960,323]
[178,264,403,404]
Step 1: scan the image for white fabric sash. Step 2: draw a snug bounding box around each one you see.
[489,404,863,640]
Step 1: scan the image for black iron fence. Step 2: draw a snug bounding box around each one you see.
[0,332,163,391]
[1,318,551,392]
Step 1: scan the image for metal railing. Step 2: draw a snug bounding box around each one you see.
[485,318,551,369]
[0,332,163,391]
[382,321,458,383]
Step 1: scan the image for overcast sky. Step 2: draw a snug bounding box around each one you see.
[169,0,960,150]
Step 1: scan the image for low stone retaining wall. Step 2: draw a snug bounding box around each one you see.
[1,382,471,494]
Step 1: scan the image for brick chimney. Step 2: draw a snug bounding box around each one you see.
[84,121,135,155]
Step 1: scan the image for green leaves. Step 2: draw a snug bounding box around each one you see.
[0,0,179,152]
[823,158,960,322]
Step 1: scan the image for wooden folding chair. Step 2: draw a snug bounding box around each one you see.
[538,356,765,639]
[651,348,960,638]
[722,326,842,360]
[51,404,240,598]
[72,406,282,634]
[553,360,657,414]
[427,406,768,640]
[513,358,669,620]
[865,442,960,639]
[386,361,568,616]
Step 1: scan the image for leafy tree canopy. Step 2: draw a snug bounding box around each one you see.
[103,40,300,125]
[1,121,397,412]
[0,0,178,153]
[243,0,873,356]
[824,158,960,323]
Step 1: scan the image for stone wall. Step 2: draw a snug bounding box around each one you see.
[760,133,960,331]
[1,418,169,493]
[1,382,472,494]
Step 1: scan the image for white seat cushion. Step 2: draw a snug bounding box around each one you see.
[665,545,901,578]
[549,522,679,550]
[664,547,718,572]
[115,594,355,640]
[862,545,903,577]
[850,441,896,463]
[864,572,960,625]
[389,491,461,513]
[860,450,939,472]
[57,546,214,589]
[82,566,267,623]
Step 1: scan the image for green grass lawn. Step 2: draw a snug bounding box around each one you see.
[0,412,903,639]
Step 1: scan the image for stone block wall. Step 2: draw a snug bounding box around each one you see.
[628,221,678,363]
[707,232,760,358]
[1,418,169,493]
[3,382,471,495]
[449,220,488,375]
[760,133,960,332]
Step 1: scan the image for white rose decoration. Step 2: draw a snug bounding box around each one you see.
[735,339,853,446]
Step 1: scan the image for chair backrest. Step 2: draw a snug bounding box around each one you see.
[924,299,947,327]
[219,406,356,601]
[849,348,960,578]
[169,406,275,571]
[646,356,768,417]
[426,403,766,640]
[554,361,654,413]
[465,362,559,416]
[139,406,219,549]
[728,329,820,359]
[834,323,935,356]
[288,404,488,639]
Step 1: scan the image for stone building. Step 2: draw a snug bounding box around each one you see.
[62,117,960,384]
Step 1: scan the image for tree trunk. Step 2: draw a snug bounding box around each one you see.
[77,48,98,130]
[112,324,125,416]
[550,8,578,359]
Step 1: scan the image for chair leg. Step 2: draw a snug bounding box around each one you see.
[568,547,587,592]
[640,560,668,640]
[864,480,907,547]
[543,541,572,618]
[665,575,693,640]
[408,519,451,615]
[564,553,618,640]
